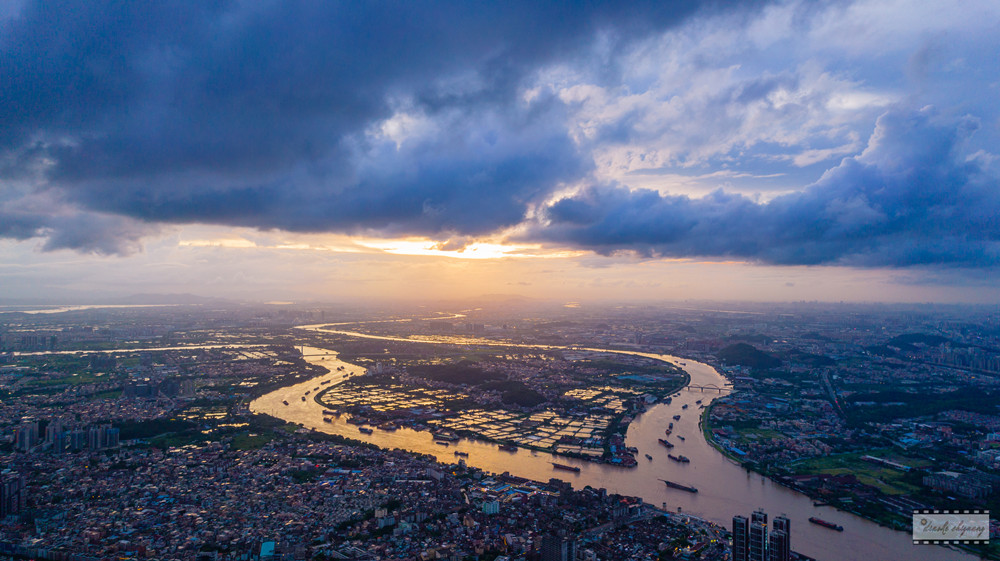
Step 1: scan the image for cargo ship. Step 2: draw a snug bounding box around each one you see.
[454,451,469,457]
[323,410,337,416]
[658,438,675,448]
[434,441,450,446]
[432,431,460,441]
[668,454,690,463]
[661,479,698,493]
[809,517,844,531]
[358,427,374,434]
[498,444,518,452]
[552,462,581,473]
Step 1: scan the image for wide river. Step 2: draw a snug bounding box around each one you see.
[250,326,977,561]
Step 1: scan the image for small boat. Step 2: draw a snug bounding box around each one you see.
[682,404,688,409]
[498,444,518,452]
[435,441,450,446]
[677,435,685,441]
[668,422,673,429]
[323,410,337,416]
[679,362,687,366]
[552,462,581,472]
[282,400,289,406]
[301,396,306,401]
[696,400,702,404]
[658,438,675,448]
[661,479,698,493]
[322,417,332,423]
[305,391,310,396]
[432,432,460,441]
[645,454,653,460]
[454,451,469,457]
[378,423,398,431]
[668,454,690,463]
[809,517,844,532]
[313,387,320,391]
[673,415,681,421]
[358,427,374,434]
[321,380,331,384]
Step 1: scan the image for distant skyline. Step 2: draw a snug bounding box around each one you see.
[2,1,1000,303]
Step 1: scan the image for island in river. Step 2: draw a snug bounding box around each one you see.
[310,349,689,467]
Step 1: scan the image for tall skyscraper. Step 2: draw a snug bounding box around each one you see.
[772,515,790,536]
[45,420,66,453]
[769,516,790,561]
[732,515,749,561]
[541,534,576,561]
[750,519,767,561]
[734,510,791,561]
[768,529,790,561]
[13,420,39,452]
[0,473,26,517]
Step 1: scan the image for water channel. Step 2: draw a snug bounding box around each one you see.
[249,326,977,561]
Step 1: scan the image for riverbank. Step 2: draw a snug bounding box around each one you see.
[270,328,975,561]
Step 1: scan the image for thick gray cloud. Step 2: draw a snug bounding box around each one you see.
[2,0,999,271]
[536,108,1000,266]
[0,0,721,248]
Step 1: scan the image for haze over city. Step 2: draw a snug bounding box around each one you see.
[2,0,1000,304]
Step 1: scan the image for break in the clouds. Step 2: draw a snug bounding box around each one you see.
[536,108,1000,266]
[1,0,999,267]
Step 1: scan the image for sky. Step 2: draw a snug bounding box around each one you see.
[2,0,1000,304]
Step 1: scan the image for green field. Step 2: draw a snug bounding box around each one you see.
[792,450,926,495]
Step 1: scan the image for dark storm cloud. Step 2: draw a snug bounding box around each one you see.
[536,108,1000,267]
[4,1,998,271]
[0,0,727,250]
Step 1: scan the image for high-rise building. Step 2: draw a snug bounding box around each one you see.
[68,429,88,451]
[732,515,749,561]
[45,420,66,453]
[752,510,768,526]
[541,534,576,561]
[768,529,790,561]
[734,510,792,561]
[87,424,120,450]
[750,520,767,561]
[13,420,39,452]
[769,515,790,561]
[0,473,26,517]
[772,515,790,536]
